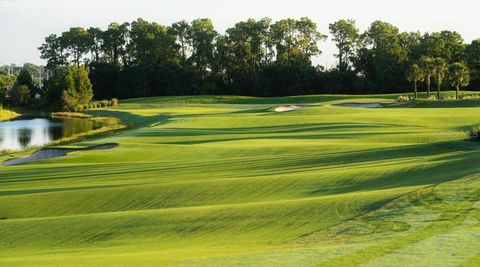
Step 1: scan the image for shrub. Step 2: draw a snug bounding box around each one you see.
[461,93,480,99]
[75,105,84,112]
[396,95,412,102]
[111,98,119,106]
[72,98,119,112]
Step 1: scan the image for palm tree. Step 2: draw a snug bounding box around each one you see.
[406,63,424,100]
[420,56,434,97]
[433,58,447,100]
[448,62,470,99]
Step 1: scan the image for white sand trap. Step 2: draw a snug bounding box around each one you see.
[2,143,118,166]
[334,103,384,108]
[274,105,303,112]
[334,102,410,108]
[387,102,410,107]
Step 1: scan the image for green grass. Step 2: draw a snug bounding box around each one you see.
[0,108,18,121]
[2,92,480,266]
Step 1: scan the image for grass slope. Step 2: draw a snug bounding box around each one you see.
[1,93,480,266]
[0,109,18,121]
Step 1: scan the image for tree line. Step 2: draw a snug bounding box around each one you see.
[26,18,480,105]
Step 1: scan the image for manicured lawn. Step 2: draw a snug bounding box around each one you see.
[2,93,480,266]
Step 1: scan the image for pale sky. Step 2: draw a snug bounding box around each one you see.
[0,0,479,67]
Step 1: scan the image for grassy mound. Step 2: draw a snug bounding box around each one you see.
[2,94,480,266]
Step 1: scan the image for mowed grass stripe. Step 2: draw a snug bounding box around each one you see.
[1,94,480,265]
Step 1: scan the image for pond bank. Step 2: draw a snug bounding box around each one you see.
[0,112,126,161]
[0,109,19,121]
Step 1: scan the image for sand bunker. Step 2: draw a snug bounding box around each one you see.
[2,143,118,166]
[334,102,409,108]
[334,103,383,108]
[274,105,303,112]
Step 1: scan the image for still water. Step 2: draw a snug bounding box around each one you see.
[0,117,97,151]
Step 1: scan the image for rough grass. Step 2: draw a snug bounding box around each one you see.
[0,109,18,121]
[2,92,480,266]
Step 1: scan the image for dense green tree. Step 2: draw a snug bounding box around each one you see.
[465,39,480,84]
[35,17,480,101]
[43,67,67,105]
[62,27,91,66]
[16,68,33,87]
[420,56,435,96]
[271,18,325,67]
[362,21,408,91]
[187,19,217,71]
[88,62,120,99]
[16,68,37,98]
[0,87,5,104]
[219,18,272,94]
[87,27,104,63]
[129,18,178,65]
[433,57,448,99]
[400,31,422,61]
[448,62,470,99]
[170,20,191,65]
[0,75,15,91]
[62,65,93,110]
[226,18,271,70]
[296,17,327,59]
[11,85,30,105]
[420,31,465,62]
[0,75,15,103]
[329,19,360,71]
[101,22,130,65]
[39,34,68,70]
[406,64,424,99]
[439,31,466,62]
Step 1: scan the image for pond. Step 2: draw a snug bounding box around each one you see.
[0,117,98,151]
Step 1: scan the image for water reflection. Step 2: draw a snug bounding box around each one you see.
[0,117,96,151]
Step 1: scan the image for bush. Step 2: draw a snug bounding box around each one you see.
[396,95,413,102]
[72,98,119,112]
[461,93,480,99]
[75,105,84,112]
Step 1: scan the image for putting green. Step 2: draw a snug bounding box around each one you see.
[2,93,480,266]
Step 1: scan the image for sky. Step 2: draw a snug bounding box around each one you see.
[0,0,479,67]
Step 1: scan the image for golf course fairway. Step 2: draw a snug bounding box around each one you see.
[2,94,480,266]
